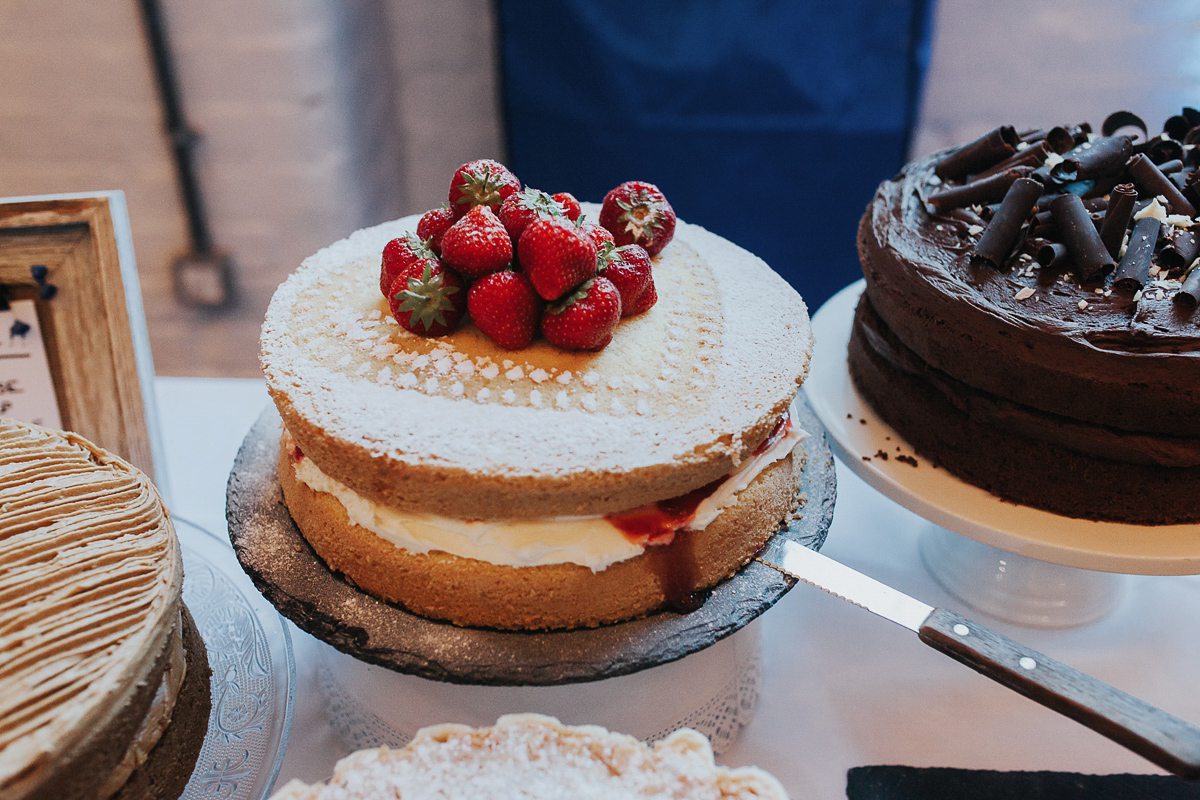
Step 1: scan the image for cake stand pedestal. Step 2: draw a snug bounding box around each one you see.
[805,281,1200,628]
[917,526,1125,628]
[226,398,836,754]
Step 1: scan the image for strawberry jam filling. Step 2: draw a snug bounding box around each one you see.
[604,477,725,546]
[606,412,793,546]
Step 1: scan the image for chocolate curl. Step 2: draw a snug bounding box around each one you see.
[1018,127,1074,154]
[1184,169,1200,207]
[1050,193,1117,282]
[1163,110,1199,142]
[1175,262,1200,311]
[1127,153,1198,217]
[1049,135,1134,184]
[1113,216,1160,292]
[1135,135,1185,165]
[1160,229,1199,273]
[1066,122,1093,145]
[1102,110,1148,139]
[972,141,1049,182]
[1036,241,1068,269]
[927,167,1034,212]
[1184,127,1200,166]
[1157,159,1185,175]
[970,177,1042,269]
[1170,168,1193,196]
[935,125,1019,181]
[1045,126,1077,154]
[1099,183,1137,258]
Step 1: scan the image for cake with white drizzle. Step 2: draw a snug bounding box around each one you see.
[259,162,812,630]
[0,418,211,800]
[851,109,1200,524]
[268,713,788,800]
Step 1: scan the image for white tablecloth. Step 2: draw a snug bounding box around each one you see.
[154,376,1200,800]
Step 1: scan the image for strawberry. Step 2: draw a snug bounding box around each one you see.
[467,270,544,349]
[416,206,458,255]
[448,158,520,212]
[578,221,615,251]
[599,181,676,256]
[380,233,438,298]
[630,280,657,315]
[498,187,567,241]
[541,276,622,351]
[518,218,599,301]
[552,192,583,221]
[440,204,513,279]
[387,261,466,337]
[597,243,657,316]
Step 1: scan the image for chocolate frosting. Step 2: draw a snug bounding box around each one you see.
[858,146,1200,437]
[853,297,1200,468]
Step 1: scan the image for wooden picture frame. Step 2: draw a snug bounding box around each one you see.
[0,192,166,491]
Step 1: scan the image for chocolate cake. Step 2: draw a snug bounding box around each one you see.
[851,109,1200,524]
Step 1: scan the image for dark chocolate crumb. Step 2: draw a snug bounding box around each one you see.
[875,449,889,460]
[896,454,919,467]
[862,455,871,461]
[859,418,867,425]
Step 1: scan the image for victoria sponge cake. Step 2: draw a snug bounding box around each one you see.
[0,418,211,800]
[852,110,1200,524]
[268,713,788,800]
[260,173,812,630]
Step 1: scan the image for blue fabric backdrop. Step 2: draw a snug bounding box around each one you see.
[496,0,933,312]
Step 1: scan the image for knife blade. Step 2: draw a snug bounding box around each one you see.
[758,538,1200,779]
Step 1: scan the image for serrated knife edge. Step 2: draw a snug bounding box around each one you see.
[758,538,934,632]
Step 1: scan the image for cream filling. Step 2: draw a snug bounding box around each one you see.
[91,616,187,800]
[291,408,806,572]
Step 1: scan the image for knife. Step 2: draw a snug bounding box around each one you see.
[757,538,1200,779]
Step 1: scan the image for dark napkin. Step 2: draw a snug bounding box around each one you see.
[847,765,1200,799]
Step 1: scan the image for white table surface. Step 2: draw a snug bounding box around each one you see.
[155,375,1200,800]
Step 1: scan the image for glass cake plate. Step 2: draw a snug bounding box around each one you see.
[178,518,295,800]
[805,281,1200,626]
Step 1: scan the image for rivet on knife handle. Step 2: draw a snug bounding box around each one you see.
[920,607,1200,780]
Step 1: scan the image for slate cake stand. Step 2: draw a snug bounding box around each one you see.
[226,396,836,687]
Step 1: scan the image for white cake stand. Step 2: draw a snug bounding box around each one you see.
[805,281,1200,628]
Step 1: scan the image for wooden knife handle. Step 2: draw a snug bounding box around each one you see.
[919,606,1200,780]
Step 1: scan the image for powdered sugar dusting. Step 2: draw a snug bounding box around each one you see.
[270,714,787,799]
[262,221,729,419]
